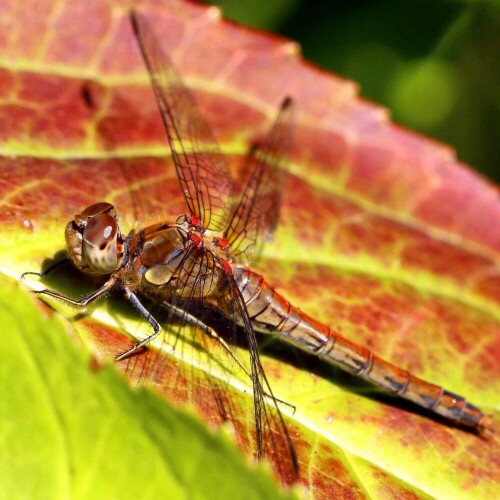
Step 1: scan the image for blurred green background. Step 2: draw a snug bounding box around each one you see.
[206,0,499,183]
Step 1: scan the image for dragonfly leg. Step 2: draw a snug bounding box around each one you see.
[115,291,253,375]
[162,302,254,379]
[164,302,295,412]
[33,276,117,307]
[115,287,161,361]
[114,291,245,367]
[21,258,71,280]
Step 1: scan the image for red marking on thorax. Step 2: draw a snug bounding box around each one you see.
[220,259,231,273]
[188,215,200,226]
[214,236,229,249]
[190,233,203,247]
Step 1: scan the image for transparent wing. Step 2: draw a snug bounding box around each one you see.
[209,264,299,480]
[130,11,232,232]
[123,245,298,482]
[225,97,293,264]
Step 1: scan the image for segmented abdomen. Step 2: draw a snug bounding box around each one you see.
[234,267,484,429]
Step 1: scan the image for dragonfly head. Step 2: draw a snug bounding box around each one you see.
[65,202,124,274]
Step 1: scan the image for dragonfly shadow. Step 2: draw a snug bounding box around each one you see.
[25,253,480,435]
[28,251,105,301]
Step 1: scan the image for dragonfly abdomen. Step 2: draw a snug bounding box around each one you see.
[235,267,485,430]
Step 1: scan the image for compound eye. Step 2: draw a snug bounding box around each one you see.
[82,214,119,273]
[84,214,117,245]
[81,202,115,218]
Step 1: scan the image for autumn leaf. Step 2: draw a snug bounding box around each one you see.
[0,0,498,498]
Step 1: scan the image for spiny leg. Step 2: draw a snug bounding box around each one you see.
[164,302,294,411]
[116,291,252,378]
[21,258,71,280]
[115,289,295,411]
[32,276,117,307]
[165,302,252,380]
[115,287,161,361]
[116,296,260,391]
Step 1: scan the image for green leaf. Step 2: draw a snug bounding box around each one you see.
[0,276,296,499]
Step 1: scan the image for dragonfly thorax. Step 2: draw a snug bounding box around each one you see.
[65,202,124,275]
[175,213,206,250]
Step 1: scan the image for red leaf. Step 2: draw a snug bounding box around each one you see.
[1,0,498,497]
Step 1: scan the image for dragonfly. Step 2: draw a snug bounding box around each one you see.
[24,9,485,481]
